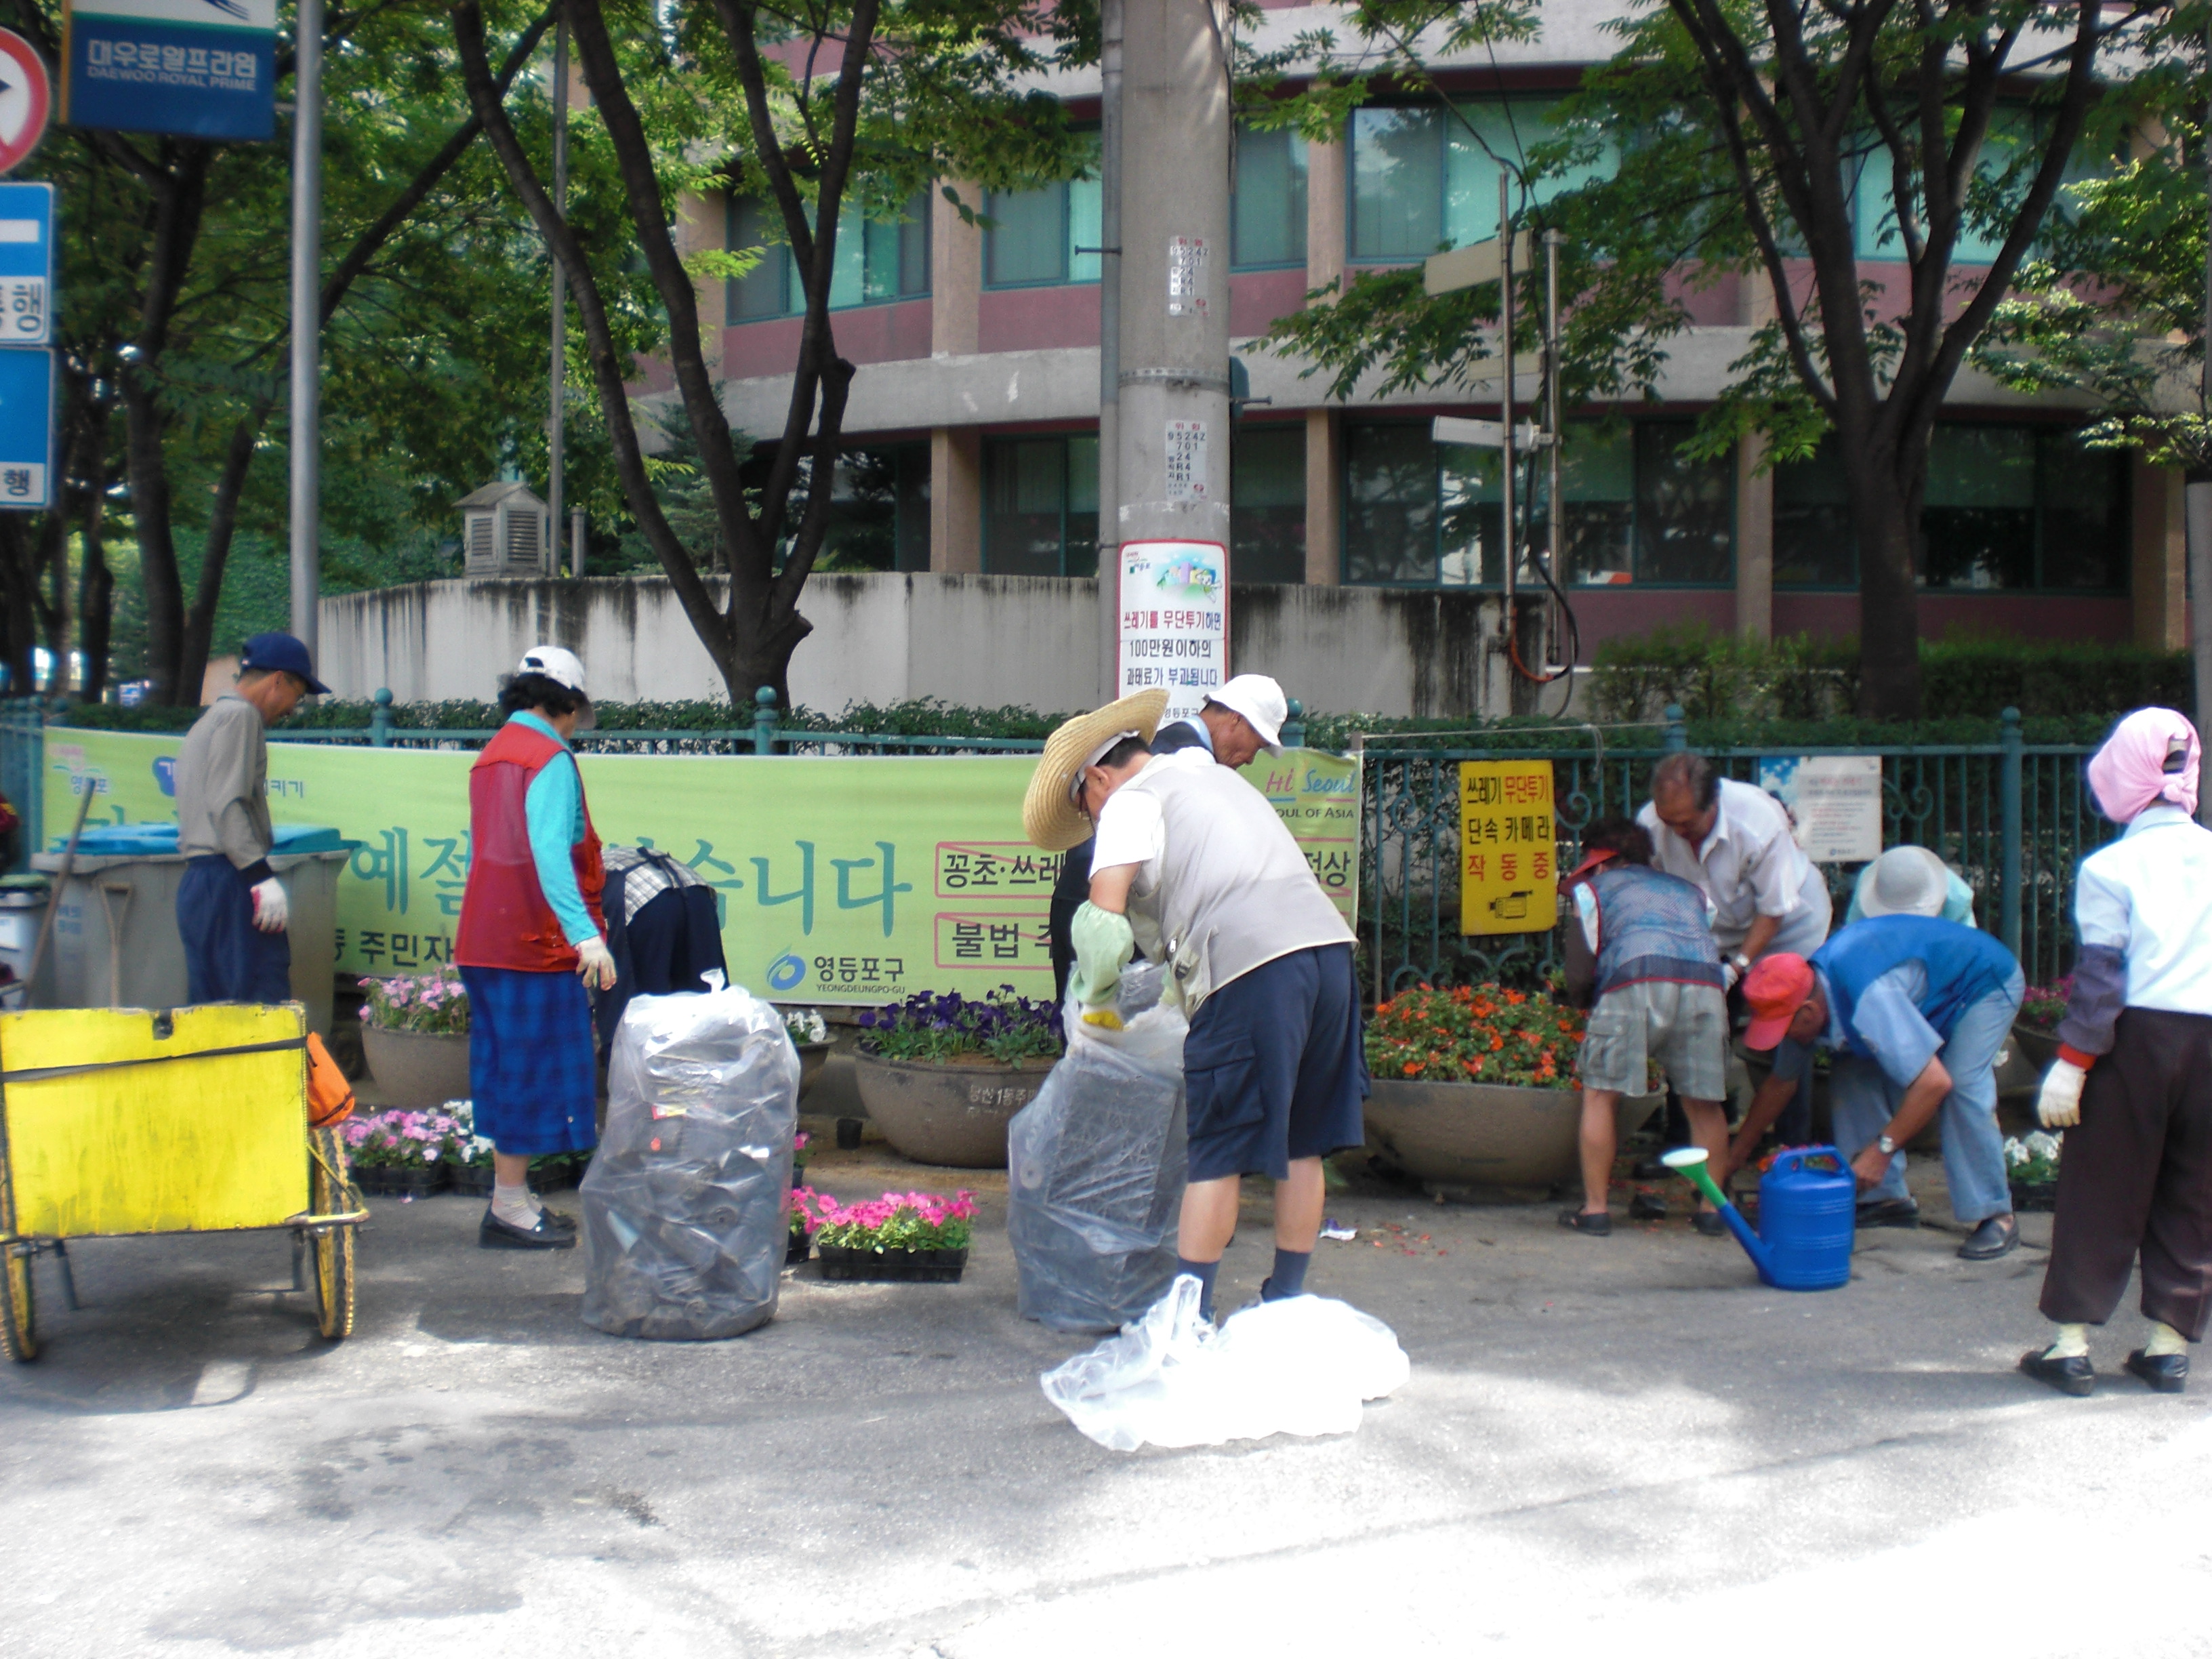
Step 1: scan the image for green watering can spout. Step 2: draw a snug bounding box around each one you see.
[1660,1147,1777,1285]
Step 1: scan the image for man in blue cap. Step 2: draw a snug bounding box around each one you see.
[174,633,329,1003]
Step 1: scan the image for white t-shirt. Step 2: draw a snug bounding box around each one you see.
[1088,750,1206,876]
[1637,777,1831,957]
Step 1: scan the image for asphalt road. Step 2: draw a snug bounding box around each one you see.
[1,1144,2206,1659]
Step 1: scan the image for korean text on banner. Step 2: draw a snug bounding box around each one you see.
[62,0,276,142]
[1458,760,1557,937]
[45,729,1359,1005]
[1756,756,1882,863]
[1118,539,1226,724]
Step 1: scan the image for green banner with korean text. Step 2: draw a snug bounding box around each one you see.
[39,730,1359,1004]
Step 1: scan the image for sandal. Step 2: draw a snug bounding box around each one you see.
[1557,1207,1612,1237]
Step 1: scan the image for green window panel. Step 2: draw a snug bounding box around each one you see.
[725,191,930,321]
[1233,125,1308,270]
[1351,99,1613,265]
[1231,424,1307,581]
[985,136,1103,289]
[741,443,933,574]
[983,434,1099,576]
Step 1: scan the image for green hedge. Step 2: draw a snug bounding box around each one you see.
[52,695,1076,739]
[1591,625,2192,728]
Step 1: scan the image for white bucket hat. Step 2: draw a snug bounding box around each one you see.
[1206,674,1290,755]
[1859,844,1951,918]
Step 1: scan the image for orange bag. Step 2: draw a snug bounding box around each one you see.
[305,1031,356,1128]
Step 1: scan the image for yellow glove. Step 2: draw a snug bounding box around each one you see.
[1069,902,1135,1023]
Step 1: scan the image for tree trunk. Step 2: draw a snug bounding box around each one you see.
[1842,432,1924,719]
[177,411,265,703]
[0,518,38,695]
[78,484,114,703]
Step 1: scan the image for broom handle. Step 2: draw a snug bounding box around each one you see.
[24,784,97,998]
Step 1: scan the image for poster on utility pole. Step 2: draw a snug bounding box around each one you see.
[1118,538,1226,724]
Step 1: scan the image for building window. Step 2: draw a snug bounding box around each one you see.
[984,434,1099,575]
[1344,417,1732,588]
[1232,424,1306,581]
[1232,125,1307,270]
[1850,110,2113,265]
[1349,99,1608,264]
[742,443,932,573]
[1774,425,2128,590]
[985,137,1103,289]
[724,192,930,323]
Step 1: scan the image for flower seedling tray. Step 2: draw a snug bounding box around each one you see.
[354,1164,449,1197]
[449,1164,495,1198]
[786,1231,811,1265]
[816,1244,968,1283]
[2010,1180,2058,1213]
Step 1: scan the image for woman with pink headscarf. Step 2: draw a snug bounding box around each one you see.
[2020,706,2212,1398]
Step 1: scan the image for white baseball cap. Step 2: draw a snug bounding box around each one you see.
[1207,674,1289,755]
[516,644,588,698]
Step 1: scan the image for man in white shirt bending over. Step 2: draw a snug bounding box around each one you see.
[1023,689,1364,1324]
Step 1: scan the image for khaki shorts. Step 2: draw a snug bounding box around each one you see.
[1579,980,1729,1101]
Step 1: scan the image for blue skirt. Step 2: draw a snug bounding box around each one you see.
[460,965,598,1156]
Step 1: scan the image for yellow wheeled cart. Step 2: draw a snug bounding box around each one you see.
[0,1003,363,1360]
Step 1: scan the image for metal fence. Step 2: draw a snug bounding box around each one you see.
[1357,706,2109,1000]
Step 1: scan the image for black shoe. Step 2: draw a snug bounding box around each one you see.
[2018,1348,2095,1397]
[1855,1197,1921,1229]
[1558,1207,1612,1237]
[1692,1210,1727,1238]
[480,1206,578,1250]
[2124,1349,2189,1394]
[536,1203,579,1233]
[1628,1191,1667,1221]
[1957,1214,2018,1261]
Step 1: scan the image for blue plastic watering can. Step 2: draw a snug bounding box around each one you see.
[1662,1145,1853,1292]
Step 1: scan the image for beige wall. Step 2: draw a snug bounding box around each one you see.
[320,573,1518,719]
[2132,459,2187,651]
[1299,136,1347,586]
[930,427,983,574]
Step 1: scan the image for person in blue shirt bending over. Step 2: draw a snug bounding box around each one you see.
[1720,915,2025,1262]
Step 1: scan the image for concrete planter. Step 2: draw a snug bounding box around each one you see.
[361,1023,473,1109]
[795,1040,831,1103]
[1364,1079,1665,1191]
[851,1048,1052,1168]
[2010,1023,2060,1075]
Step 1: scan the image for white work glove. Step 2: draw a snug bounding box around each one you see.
[2036,1058,2087,1129]
[1721,959,1742,993]
[575,935,617,991]
[1069,902,1135,1030]
[249,877,289,933]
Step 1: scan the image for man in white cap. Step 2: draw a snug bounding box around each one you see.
[1047,674,1292,1000]
[1025,687,1361,1324]
[1845,844,1978,928]
[455,646,618,1250]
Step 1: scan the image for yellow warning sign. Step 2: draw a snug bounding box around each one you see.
[1458,760,1559,937]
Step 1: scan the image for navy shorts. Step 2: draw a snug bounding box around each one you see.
[1183,943,1368,1182]
[177,855,292,1004]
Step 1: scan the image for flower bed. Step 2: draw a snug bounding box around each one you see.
[1366,984,1585,1088]
[2005,1130,2063,1210]
[794,1188,977,1282]
[857,987,1062,1069]
[343,1106,470,1196]
[363,966,470,1034]
[783,1008,828,1046]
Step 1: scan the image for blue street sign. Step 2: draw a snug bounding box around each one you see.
[60,0,275,142]
[0,348,54,510]
[0,181,52,346]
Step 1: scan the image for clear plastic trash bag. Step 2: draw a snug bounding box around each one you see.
[580,977,799,1340]
[1008,965,1188,1333]
[1039,1274,1412,1451]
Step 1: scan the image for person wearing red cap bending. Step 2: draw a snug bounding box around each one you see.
[2018,708,2212,1398]
[1724,915,2024,1261]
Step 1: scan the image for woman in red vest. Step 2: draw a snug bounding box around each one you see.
[456,646,617,1249]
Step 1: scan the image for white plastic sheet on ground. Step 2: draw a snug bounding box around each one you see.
[579,977,798,1341]
[1039,1275,1412,1451]
[1007,966,1188,1334]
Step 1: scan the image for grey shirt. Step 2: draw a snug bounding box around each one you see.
[176,694,274,877]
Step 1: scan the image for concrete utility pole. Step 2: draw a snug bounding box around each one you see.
[287,0,324,653]
[1111,0,1231,683]
[1094,0,1124,701]
[2192,16,2212,821]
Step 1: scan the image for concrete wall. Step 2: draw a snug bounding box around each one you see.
[318,573,1517,718]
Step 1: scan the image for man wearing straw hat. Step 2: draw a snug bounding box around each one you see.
[2018,708,2212,1397]
[1023,689,1364,1324]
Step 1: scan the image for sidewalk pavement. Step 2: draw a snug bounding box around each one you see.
[0,1145,2205,1659]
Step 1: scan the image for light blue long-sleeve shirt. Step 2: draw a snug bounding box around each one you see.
[510,710,597,947]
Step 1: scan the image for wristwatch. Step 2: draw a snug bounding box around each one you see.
[1876,1133,1898,1155]
[1730,952,1752,977]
